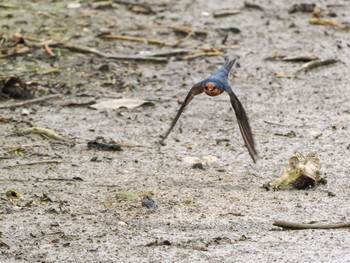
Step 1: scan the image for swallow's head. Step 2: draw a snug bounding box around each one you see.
[204,82,222,97]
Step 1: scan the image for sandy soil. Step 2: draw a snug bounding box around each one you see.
[1,0,350,262]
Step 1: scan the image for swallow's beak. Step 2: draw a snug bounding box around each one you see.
[205,82,216,92]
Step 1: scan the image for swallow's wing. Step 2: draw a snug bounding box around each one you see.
[160,82,203,144]
[224,85,257,163]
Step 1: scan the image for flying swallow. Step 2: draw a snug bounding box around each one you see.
[160,59,257,163]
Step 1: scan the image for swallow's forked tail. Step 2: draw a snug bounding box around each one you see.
[223,58,236,72]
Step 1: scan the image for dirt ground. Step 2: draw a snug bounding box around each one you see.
[1,0,350,262]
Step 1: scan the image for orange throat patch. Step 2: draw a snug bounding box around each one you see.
[204,88,222,97]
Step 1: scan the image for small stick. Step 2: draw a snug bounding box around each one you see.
[9,34,168,62]
[309,17,348,29]
[14,126,68,141]
[295,58,338,74]
[184,51,221,60]
[59,43,167,62]
[213,9,240,18]
[99,34,174,46]
[4,160,62,169]
[0,94,62,109]
[43,41,55,57]
[273,220,350,230]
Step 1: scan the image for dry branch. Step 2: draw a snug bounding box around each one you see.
[4,160,62,169]
[273,220,350,230]
[0,94,62,109]
[99,34,174,46]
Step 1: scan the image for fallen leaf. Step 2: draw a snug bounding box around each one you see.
[90,99,154,110]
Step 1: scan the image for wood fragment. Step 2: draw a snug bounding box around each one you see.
[4,160,62,169]
[15,126,68,142]
[282,52,318,62]
[244,1,264,11]
[6,34,168,62]
[145,49,190,57]
[43,41,55,57]
[0,94,62,109]
[295,58,338,73]
[59,42,167,62]
[98,34,174,46]
[288,3,315,14]
[213,9,240,18]
[309,17,348,29]
[273,220,350,230]
[167,25,208,38]
[43,177,84,182]
[199,45,240,52]
[184,51,221,60]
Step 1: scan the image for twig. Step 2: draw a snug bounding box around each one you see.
[43,41,55,57]
[4,160,62,169]
[273,220,350,230]
[10,34,168,62]
[213,9,240,18]
[43,177,83,182]
[14,126,68,142]
[167,25,208,38]
[98,34,174,46]
[184,51,221,60]
[295,58,338,74]
[264,120,290,126]
[145,49,190,57]
[244,1,264,11]
[58,43,167,62]
[309,17,349,29]
[0,94,62,109]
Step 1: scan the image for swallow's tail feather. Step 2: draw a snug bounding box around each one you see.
[223,58,236,72]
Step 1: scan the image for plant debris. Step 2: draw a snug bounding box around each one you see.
[295,58,338,73]
[282,52,318,62]
[244,1,264,11]
[264,152,327,190]
[274,131,297,138]
[213,9,240,18]
[288,3,316,14]
[5,189,21,198]
[141,195,158,211]
[87,136,122,151]
[14,126,69,142]
[265,52,318,62]
[308,7,349,29]
[115,191,139,201]
[145,239,172,247]
[0,76,33,100]
[0,94,62,109]
[90,99,154,110]
[273,220,350,230]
